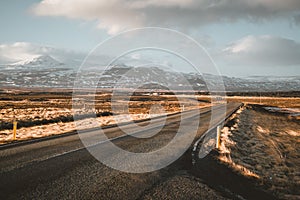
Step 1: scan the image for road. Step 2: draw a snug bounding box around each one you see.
[0,103,241,200]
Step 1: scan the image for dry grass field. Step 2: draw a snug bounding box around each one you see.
[219,103,300,199]
[227,96,300,109]
[0,89,209,143]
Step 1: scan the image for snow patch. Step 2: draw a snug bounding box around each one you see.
[219,106,260,179]
[286,130,300,136]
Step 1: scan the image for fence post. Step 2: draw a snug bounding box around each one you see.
[13,121,17,140]
[216,125,221,149]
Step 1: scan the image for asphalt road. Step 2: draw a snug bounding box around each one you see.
[0,103,241,200]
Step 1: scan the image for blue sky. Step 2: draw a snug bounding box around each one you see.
[0,0,103,51]
[1,0,300,77]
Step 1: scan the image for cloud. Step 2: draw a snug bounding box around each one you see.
[0,42,84,65]
[0,42,46,63]
[222,35,300,66]
[293,14,300,24]
[31,0,300,34]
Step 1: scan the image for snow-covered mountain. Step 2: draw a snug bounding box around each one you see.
[0,42,298,92]
[8,55,65,69]
[0,55,75,87]
[0,63,299,92]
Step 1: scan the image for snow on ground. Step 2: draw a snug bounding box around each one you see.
[0,113,172,144]
[219,107,260,179]
[0,107,72,122]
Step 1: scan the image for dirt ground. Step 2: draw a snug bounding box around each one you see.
[219,104,300,199]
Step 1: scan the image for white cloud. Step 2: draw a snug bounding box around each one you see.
[0,42,84,65]
[0,42,46,63]
[130,53,141,60]
[31,0,300,35]
[222,35,300,66]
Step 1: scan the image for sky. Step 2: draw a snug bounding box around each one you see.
[0,0,300,77]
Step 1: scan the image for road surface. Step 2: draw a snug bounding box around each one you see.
[0,103,241,200]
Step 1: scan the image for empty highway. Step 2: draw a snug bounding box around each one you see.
[0,103,241,200]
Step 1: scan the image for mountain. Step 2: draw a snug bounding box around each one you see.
[8,55,65,69]
[0,55,74,87]
[0,64,299,92]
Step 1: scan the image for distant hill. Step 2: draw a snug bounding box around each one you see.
[0,63,299,92]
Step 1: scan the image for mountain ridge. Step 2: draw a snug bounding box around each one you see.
[8,55,64,68]
[0,63,298,91]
